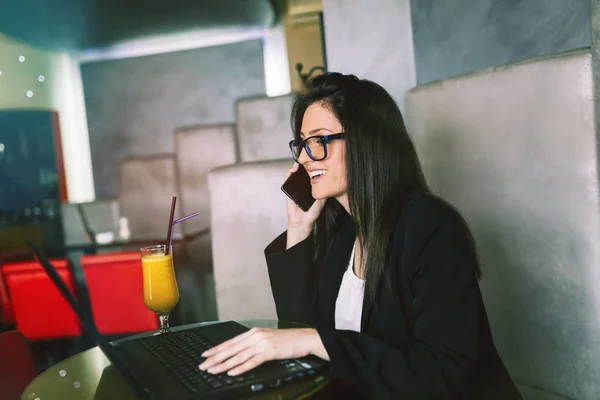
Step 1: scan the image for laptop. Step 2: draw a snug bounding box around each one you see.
[26,241,328,399]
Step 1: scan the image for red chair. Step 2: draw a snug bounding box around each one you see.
[0,330,37,399]
[2,260,82,340]
[80,252,158,335]
[0,269,15,324]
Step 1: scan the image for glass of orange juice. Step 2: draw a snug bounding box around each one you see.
[140,244,179,334]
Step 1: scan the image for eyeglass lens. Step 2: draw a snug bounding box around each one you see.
[292,137,325,161]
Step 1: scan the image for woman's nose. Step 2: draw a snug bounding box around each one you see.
[297,145,311,164]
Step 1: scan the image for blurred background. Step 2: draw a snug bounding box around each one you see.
[0,0,599,399]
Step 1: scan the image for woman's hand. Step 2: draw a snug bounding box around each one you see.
[199,328,329,376]
[285,163,326,249]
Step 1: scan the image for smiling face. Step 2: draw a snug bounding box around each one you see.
[297,102,348,209]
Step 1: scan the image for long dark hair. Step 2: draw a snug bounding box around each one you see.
[291,72,431,302]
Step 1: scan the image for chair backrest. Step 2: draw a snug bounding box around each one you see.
[2,260,81,340]
[236,94,295,162]
[0,330,36,399]
[174,124,239,324]
[80,252,158,335]
[208,159,290,320]
[119,155,182,240]
[175,124,237,234]
[61,199,120,245]
[405,48,598,399]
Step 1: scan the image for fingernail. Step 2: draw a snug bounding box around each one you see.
[199,364,205,370]
[201,351,207,357]
[227,371,235,376]
[207,368,214,374]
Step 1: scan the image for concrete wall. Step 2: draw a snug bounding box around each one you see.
[322,0,416,112]
[81,39,266,199]
[592,0,600,182]
[322,0,590,106]
[411,0,591,84]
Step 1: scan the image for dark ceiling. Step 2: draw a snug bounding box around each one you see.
[0,0,282,51]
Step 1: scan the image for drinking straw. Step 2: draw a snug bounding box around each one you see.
[173,212,199,226]
[164,196,177,255]
[169,212,200,249]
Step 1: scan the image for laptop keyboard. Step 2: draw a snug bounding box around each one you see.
[140,331,253,394]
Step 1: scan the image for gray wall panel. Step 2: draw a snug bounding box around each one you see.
[322,0,416,111]
[82,40,266,198]
[592,0,600,191]
[411,0,591,84]
[406,49,600,399]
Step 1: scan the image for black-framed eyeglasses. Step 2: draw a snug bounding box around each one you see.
[289,133,345,162]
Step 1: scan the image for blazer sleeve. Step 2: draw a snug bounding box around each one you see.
[265,231,319,326]
[318,213,483,399]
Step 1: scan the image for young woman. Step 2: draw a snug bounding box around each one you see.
[200,73,521,399]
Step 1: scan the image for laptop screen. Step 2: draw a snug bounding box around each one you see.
[26,240,150,399]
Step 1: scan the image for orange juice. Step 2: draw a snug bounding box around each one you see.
[141,253,179,315]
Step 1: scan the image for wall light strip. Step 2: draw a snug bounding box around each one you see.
[76,27,267,63]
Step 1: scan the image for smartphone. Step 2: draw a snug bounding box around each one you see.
[281,164,315,212]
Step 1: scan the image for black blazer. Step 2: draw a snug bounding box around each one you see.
[265,193,521,399]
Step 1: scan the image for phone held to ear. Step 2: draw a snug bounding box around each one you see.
[281,164,316,212]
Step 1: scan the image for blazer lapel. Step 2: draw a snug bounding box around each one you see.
[360,287,375,332]
[361,222,398,332]
[320,212,355,328]
[320,210,376,333]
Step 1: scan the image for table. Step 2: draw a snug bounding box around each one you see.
[21,320,331,400]
[0,229,209,263]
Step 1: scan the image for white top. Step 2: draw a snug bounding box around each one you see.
[334,243,365,332]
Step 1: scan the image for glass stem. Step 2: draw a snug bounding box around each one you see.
[158,314,170,333]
